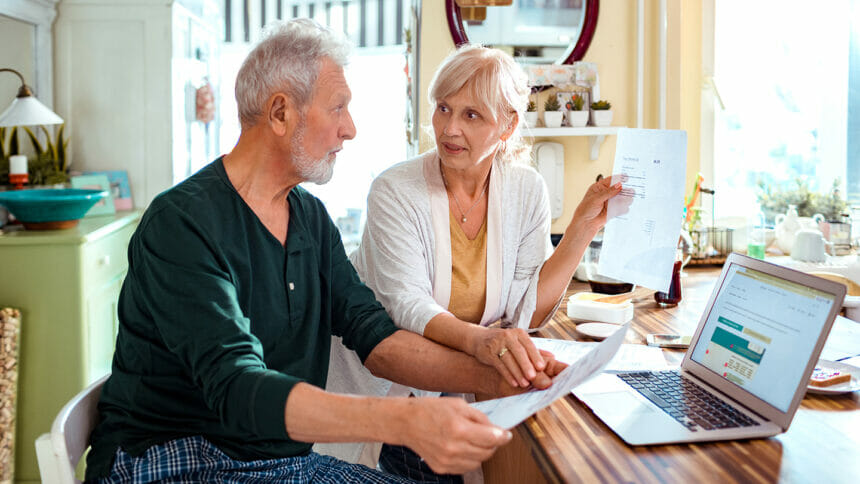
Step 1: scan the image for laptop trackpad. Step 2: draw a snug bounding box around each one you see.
[584,391,659,417]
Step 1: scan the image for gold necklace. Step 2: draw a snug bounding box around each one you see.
[440,166,489,223]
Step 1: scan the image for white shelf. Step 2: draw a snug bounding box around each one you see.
[525,126,621,137]
[523,126,624,160]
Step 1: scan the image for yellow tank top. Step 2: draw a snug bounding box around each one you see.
[447,211,488,324]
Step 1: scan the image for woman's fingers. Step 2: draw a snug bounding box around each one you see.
[493,357,519,388]
[519,330,546,371]
[499,348,528,387]
[506,342,534,386]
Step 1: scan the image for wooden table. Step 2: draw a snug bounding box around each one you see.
[518,266,860,484]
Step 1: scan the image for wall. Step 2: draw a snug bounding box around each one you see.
[418,1,703,233]
[1,0,61,169]
[0,15,35,109]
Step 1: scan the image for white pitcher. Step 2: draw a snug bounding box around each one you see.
[774,205,801,254]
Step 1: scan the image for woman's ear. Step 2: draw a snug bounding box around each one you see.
[267,93,297,137]
[500,112,519,141]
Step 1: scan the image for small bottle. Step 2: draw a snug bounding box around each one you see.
[654,260,683,307]
[747,207,766,260]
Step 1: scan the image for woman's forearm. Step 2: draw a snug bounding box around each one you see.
[530,219,596,328]
[530,177,623,328]
[423,312,486,357]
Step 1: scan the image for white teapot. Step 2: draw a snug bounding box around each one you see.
[774,205,825,254]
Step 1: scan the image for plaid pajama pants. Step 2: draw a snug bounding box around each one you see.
[91,435,418,483]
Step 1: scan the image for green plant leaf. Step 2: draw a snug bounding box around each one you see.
[40,125,57,162]
[544,96,560,112]
[9,127,19,155]
[24,126,45,155]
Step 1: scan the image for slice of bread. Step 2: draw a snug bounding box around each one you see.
[809,366,852,387]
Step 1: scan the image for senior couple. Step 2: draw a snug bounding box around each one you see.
[85,19,623,483]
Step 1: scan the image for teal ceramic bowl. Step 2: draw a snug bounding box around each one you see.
[0,188,109,229]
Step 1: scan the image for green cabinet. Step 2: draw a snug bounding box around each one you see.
[0,211,140,483]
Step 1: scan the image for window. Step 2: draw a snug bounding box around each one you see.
[703,0,859,223]
[219,0,415,252]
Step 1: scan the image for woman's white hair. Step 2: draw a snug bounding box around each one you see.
[428,44,531,164]
[235,18,351,127]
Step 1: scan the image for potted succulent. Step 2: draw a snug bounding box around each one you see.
[590,100,613,126]
[523,100,539,128]
[543,96,563,128]
[566,94,589,128]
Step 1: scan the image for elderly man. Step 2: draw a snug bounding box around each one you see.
[85,18,562,483]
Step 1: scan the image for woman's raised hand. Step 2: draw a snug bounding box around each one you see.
[471,327,547,388]
[570,175,628,235]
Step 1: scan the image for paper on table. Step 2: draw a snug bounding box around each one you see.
[471,323,629,429]
[820,315,860,361]
[597,128,687,292]
[531,338,671,372]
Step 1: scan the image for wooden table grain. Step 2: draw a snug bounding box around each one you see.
[519,267,860,484]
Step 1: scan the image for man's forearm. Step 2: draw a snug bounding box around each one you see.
[284,381,512,474]
[285,382,407,443]
[364,329,503,395]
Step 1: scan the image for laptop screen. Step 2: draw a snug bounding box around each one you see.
[689,263,838,412]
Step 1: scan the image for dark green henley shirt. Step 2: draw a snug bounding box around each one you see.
[85,158,398,479]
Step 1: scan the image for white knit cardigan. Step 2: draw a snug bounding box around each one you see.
[316,151,560,467]
[350,150,557,332]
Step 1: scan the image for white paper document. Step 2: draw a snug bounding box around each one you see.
[531,338,671,372]
[471,323,630,429]
[597,128,687,292]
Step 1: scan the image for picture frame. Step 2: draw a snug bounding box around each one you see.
[83,170,133,210]
[70,174,116,216]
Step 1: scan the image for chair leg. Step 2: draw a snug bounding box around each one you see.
[35,433,63,484]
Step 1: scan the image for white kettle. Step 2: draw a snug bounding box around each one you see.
[774,205,825,255]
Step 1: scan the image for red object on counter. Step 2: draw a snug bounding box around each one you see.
[9,173,28,190]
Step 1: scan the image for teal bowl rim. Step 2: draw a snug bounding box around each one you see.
[0,188,110,223]
[0,188,109,201]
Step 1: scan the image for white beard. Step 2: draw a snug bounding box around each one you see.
[291,122,335,185]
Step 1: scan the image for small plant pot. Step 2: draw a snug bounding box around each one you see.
[523,111,539,128]
[567,110,589,128]
[591,110,613,127]
[543,111,563,128]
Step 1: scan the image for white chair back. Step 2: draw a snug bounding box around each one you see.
[35,374,109,484]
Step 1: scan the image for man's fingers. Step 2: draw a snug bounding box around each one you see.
[531,371,553,390]
[546,358,568,377]
[463,423,512,450]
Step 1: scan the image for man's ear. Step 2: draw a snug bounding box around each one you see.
[267,92,297,137]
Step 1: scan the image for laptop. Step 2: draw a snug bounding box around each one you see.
[573,252,846,445]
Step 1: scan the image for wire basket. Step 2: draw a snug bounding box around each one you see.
[0,308,20,484]
[688,227,734,265]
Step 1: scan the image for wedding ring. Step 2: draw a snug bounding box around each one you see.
[498,347,509,358]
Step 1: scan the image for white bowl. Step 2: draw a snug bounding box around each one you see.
[844,295,860,322]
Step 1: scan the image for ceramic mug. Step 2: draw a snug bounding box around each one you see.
[791,229,831,263]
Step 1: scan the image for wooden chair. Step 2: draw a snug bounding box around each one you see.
[35,374,109,484]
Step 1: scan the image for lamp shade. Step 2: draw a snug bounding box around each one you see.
[0,95,64,127]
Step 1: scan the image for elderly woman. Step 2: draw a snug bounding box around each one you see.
[338,44,623,482]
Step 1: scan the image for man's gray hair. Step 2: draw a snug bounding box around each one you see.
[235,18,351,127]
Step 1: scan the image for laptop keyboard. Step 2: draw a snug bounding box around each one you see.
[617,370,759,431]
